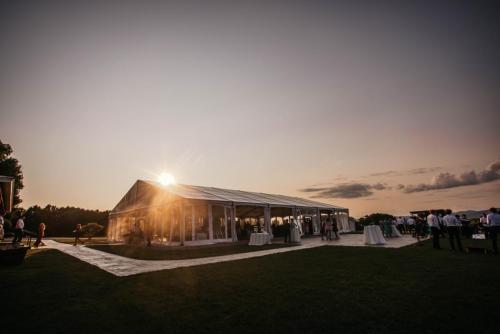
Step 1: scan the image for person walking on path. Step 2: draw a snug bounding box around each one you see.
[34,222,46,248]
[487,208,500,254]
[12,215,25,245]
[73,223,84,246]
[427,210,441,249]
[443,210,463,252]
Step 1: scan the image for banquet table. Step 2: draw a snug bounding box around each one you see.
[364,225,386,245]
[249,232,272,246]
[290,227,301,243]
[391,225,402,237]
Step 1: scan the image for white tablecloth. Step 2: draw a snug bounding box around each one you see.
[290,228,301,243]
[391,225,402,237]
[249,232,271,246]
[364,225,386,245]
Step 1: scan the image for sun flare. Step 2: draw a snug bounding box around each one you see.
[157,172,176,186]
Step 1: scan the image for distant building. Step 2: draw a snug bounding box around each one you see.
[108,180,351,246]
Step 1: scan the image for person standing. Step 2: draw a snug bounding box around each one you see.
[12,215,25,245]
[487,208,500,254]
[427,210,441,249]
[332,217,339,239]
[283,219,291,243]
[325,218,333,240]
[34,222,46,248]
[438,213,446,239]
[396,217,404,234]
[320,220,325,241]
[443,210,463,252]
[479,213,489,238]
[407,215,415,236]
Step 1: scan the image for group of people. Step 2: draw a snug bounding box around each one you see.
[320,218,339,241]
[0,213,86,247]
[425,208,500,254]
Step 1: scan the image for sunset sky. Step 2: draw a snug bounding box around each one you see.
[1,0,499,217]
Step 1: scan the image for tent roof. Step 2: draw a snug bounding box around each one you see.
[141,180,347,211]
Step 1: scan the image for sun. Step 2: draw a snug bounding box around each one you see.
[157,172,176,186]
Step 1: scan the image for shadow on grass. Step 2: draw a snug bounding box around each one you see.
[1,238,499,334]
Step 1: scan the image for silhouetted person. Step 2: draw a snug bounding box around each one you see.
[12,215,25,245]
[479,213,489,238]
[332,217,339,239]
[487,208,500,254]
[427,210,441,249]
[34,222,46,248]
[73,223,84,246]
[443,209,463,252]
[283,220,291,243]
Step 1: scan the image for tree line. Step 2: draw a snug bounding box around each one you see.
[3,205,109,237]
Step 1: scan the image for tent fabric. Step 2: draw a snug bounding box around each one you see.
[140,180,347,211]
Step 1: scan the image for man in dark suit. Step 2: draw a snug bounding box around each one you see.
[283,220,291,243]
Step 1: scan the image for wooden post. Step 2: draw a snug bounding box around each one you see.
[208,204,214,240]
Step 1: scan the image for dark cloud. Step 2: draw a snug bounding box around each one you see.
[402,159,500,193]
[370,167,442,177]
[300,183,388,199]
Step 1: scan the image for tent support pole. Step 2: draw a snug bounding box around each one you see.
[208,204,214,241]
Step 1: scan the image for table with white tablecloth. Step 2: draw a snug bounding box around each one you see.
[391,225,402,237]
[364,225,386,245]
[248,232,272,246]
[290,227,301,243]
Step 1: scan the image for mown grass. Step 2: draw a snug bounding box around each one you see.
[1,238,499,334]
[88,242,292,260]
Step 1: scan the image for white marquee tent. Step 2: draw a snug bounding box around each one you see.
[108,180,351,246]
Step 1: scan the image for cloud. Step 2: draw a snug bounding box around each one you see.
[370,166,442,177]
[300,182,388,199]
[402,159,500,193]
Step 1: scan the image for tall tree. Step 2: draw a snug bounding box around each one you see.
[0,140,24,207]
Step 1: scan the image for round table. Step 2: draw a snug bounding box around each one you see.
[248,232,272,246]
[364,225,386,245]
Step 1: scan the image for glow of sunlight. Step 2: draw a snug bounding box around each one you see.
[157,172,176,186]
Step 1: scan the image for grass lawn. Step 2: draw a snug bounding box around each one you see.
[50,236,110,245]
[88,242,292,260]
[1,238,499,334]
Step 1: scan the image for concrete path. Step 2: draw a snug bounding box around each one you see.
[43,234,419,277]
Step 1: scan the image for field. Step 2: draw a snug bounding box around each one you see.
[1,238,499,334]
[88,242,292,260]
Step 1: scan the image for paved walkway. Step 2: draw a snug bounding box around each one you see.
[43,234,419,277]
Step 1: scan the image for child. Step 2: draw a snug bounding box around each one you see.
[34,222,46,247]
[73,224,84,246]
